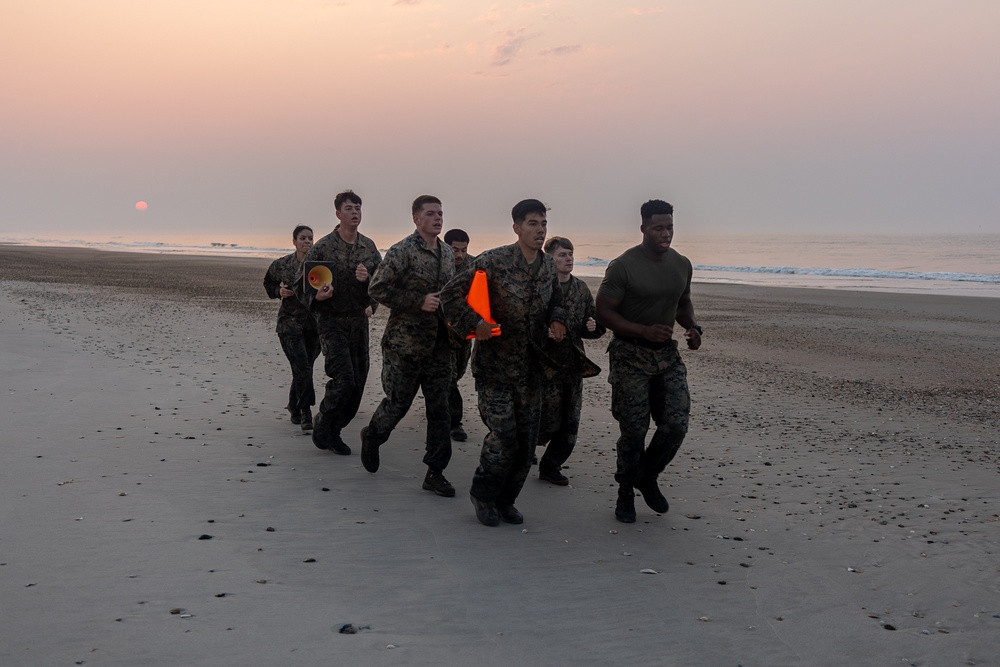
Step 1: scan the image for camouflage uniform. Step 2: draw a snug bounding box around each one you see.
[295,226,382,445]
[263,252,320,417]
[449,339,471,430]
[441,244,565,505]
[536,275,605,475]
[364,232,455,470]
[448,253,476,431]
[608,338,689,485]
[600,246,693,487]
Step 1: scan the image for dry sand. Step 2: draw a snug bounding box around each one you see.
[1,245,998,666]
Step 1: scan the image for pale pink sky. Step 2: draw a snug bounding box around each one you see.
[2,0,998,249]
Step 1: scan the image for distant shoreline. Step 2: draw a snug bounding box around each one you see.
[3,240,997,299]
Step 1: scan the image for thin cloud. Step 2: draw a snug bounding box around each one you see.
[377,44,454,60]
[628,7,666,15]
[475,5,502,24]
[473,2,549,23]
[492,29,529,66]
[471,70,511,79]
[540,44,581,57]
[393,0,420,6]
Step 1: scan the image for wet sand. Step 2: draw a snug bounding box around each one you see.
[1,245,998,666]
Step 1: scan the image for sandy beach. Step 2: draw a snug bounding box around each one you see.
[2,245,998,667]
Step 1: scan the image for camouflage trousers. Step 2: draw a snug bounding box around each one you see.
[449,342,471,428]
[608,338,690,486]
[316,315,370,438]
[278,328,320,415]
[472,378,541,505]
[367,335,452,471]
[536,376,583,474]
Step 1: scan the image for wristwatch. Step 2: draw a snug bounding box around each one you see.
[691,325,703,336]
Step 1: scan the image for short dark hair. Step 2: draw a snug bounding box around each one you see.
[444,229,469,244]
[640,199,673,223]
[511,199,548,224]
[412,195,442,215]
[544,236,573,253]
[292,225,313,240]
[334,190,362,211]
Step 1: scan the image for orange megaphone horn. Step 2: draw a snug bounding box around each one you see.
[465,269,501,339]
[307,264,333,290]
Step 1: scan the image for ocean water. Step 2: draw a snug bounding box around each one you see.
[4,232,999,298]
[573,232,1000,299]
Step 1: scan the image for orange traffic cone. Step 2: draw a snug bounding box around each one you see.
[466,269,501,339]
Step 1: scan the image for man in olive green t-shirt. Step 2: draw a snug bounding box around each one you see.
[596,199,703,523]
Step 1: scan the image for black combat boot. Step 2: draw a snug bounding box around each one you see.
[328,435,351,455]
[300,408,313,432]
[313,414,350,454]
[311,413,329,450]
[422,469,456,497]
[615,485,636,523]
[635,476,669,514]
[360,426,380,472]
[497,504,524,524]
[539,466,569,486]
[471,496,499,527]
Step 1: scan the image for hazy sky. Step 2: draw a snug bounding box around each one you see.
[2,0,998,249]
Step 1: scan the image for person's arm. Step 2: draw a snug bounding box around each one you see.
[369,245,443,313]
[430,245,456,314]
[263,260,284,299]
[546,273,567,342]
[595,292,673,343]
[365,244,382,315]
[368,246,418,310]
[674,289,701,350]
[580,283,606,339]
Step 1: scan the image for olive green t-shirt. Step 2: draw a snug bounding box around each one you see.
[598,246,692,328]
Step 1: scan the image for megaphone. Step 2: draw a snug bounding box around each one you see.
[307,264,333,290]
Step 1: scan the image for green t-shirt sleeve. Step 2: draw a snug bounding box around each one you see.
[598,258,627,302]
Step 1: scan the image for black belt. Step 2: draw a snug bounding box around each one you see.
[615,335,672,350]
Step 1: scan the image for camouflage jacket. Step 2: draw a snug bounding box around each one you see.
[263,252,314,334]
[369,232,455,357]
[540,275,606,380]
[447,253,477,352]
[441,243,566,385]
[295,226,382,329]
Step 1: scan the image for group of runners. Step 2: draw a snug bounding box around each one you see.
[264,192,702,526]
